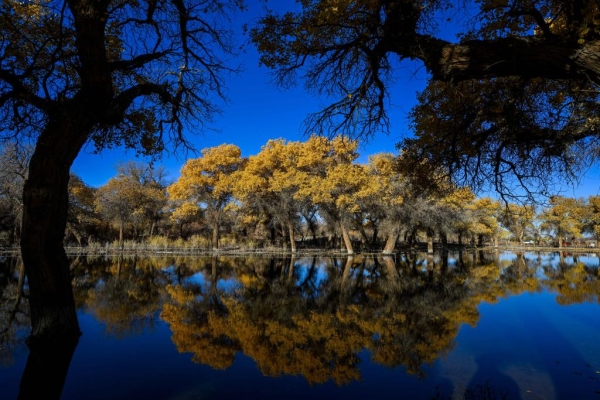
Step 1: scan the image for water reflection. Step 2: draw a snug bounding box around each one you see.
[1,251,599,398]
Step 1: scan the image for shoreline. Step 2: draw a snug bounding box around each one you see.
[3,244,599,256]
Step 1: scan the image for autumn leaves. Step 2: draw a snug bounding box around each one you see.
[167,136,403,253]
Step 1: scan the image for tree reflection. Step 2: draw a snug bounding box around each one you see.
[77,256,171,337]
[162,252,560,384]
[3,251,599,396]
[543,258,600,305]
[0,257,29,366]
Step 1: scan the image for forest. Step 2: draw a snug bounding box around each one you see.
[0,137,597,255]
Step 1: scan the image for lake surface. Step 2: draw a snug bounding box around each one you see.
[1,251,600,399]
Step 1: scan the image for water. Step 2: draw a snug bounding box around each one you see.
[1,251,599,399]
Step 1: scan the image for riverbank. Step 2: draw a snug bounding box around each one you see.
[3,242,598,256]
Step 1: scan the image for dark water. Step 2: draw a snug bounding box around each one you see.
[1,251,600,399]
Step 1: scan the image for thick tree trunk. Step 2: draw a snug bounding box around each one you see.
[18,337,79,400]
[340,223,354,255]
[382,229,399,255]
[21,127,85,342]
[414,36,600,83]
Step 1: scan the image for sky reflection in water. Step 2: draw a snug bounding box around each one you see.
[1,251,600,399]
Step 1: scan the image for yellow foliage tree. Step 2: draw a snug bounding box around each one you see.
[297,136,375,254]
[232,139,307,251]
[168,144,244,249]
[539,196,587,248]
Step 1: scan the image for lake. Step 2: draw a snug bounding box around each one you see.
[1,251,599,399]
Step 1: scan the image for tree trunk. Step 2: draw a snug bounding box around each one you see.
[440,232,448,247]
[427,230,434,254]
[382,229,399,255]
[118,221,124,248]
[340,223,354,254]
[212,224,219,250]
[288,222,297,252]
[149,221,156,238]
[18,337,79,400]
[21,126,85,342]
[414,36,600,83]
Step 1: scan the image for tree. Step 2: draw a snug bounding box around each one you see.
[539,196,587,247]
[499,203,536,244]
[95,162,167,245]
[67,174,98,246]
[116,162,169,238]
[586,196,600,240]
[0,0,241,341]
[0,143,31,245]
[251,0,600,198]
[298,136,373,254]
[168,144,244,249]
[362,153,405,254]
[232,139,306,252]
[467,197,503,247]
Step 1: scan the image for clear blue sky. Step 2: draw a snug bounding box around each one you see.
[71,1,600,198]
[70,1,429,188]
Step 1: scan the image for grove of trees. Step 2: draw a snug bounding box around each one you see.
[2,138,599,256]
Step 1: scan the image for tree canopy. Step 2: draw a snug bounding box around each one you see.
[251,0,600,198]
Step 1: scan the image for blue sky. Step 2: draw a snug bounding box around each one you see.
[70,1,600,198]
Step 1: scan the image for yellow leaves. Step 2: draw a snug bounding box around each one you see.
[441,187,476,209]
[171,202,200,221]
[165,285,195,304]
[168,144,243,226]
[169,144,243,201]
[9,0,48,20]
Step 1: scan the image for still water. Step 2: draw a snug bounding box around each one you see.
[1,251,600,399]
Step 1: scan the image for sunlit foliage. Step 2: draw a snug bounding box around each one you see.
[168,144,244,249]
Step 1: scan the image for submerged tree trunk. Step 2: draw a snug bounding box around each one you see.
[18,336,79,400]
[21,121,86,342]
